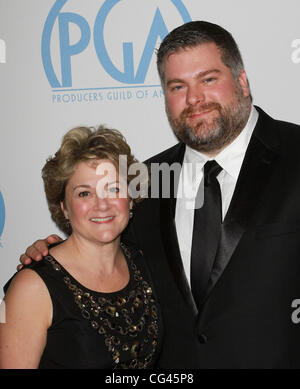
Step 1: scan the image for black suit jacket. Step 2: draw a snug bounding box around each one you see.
[124,107,300,368]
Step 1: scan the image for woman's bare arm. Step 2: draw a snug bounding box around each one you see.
[0,269,52,368]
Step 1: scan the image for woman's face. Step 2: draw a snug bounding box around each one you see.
[61,160,132,246]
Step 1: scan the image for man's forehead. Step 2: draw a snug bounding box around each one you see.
[165,42,219,60]
[163,44,225,80]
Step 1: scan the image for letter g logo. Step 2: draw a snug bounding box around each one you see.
[42,0,191,88]
[93,0,191,84]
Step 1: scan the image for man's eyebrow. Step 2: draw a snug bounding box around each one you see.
[166,69,221,87]
[166,78,184,87]
[195,69,221,79]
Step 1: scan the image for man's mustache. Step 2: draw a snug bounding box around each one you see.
[180,102,222,119]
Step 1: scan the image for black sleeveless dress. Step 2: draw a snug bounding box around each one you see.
[6,244,163,369]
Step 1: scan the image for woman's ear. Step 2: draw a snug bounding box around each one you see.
[128,199,134,219]
[129,199,134,210]
[60,201,69,220]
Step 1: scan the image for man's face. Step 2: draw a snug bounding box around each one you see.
[163,43,251,155]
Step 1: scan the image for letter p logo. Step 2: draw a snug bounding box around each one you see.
[42,0,91,87]
[58,12,91,86]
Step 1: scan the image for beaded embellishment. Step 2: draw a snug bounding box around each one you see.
[45,244,160,369]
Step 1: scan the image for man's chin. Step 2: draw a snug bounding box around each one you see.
[186,122,222,143]
[176,130,222,149]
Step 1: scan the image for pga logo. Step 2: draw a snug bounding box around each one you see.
[42,0,191,88]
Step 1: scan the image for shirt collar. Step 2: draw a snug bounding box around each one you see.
[184,105,259,179]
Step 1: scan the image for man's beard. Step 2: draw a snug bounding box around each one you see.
[166,85,251,154]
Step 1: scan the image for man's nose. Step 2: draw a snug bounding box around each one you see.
[186,84,205,106]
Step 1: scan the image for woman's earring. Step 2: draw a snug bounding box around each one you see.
[66,219,71,228]
[129,210,133,219]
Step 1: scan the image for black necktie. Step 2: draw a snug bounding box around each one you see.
[190,160,223,309]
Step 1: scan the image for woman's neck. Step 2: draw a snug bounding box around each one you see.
[50,234,123,275]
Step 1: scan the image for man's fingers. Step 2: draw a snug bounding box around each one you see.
[25,240,48,259]
[18,254,32,266]
[45,234,63,244]
[18,253,34,268]
[20,235,62,268]
[17,263,24,271]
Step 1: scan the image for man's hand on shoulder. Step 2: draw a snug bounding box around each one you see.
[18,234,63,270]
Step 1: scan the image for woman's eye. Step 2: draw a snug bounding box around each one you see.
[108,186,120,193]
[78,191,90,197]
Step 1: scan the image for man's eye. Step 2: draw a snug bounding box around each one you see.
[79,191,90,197]
[204,77,215,84]
[171,85,182,91]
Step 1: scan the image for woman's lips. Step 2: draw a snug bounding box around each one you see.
[90,216,114,223]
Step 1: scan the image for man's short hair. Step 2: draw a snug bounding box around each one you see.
[157,21,245,86]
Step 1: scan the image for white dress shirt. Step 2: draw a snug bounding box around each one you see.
[175,106,259,285]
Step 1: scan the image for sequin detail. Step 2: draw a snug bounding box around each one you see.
[45,244,160,369]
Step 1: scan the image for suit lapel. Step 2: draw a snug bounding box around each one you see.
[155,108,281,311]
[158,143,198,312]
[203,107,281,302]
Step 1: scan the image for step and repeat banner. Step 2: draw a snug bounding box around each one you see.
[1,0,300,295]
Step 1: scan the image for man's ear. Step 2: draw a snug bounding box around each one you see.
[238,70,250,98]
[60,201,69,220]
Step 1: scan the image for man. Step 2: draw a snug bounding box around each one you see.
[20,21,300,368]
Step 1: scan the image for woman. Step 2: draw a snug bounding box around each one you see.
[0,126,162,369]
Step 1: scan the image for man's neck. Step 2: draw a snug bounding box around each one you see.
[192,104,254,158]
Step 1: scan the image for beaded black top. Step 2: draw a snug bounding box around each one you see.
[19,244,163,369]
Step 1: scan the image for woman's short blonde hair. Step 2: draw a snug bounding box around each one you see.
[42,125,141,235]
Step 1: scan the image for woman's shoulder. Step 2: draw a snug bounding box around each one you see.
[5,262,48,296]
[24,256,55,274]
[4,257,53,295]
[2,262,53,352]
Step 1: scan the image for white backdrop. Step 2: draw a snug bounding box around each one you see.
[1,0,300,296]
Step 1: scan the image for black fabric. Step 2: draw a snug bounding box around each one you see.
[191,161,222,309]
[4,245,163,369]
